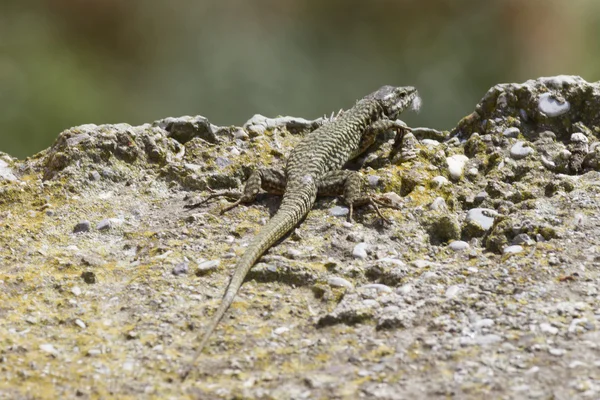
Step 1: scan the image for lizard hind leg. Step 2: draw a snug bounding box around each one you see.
[186,168,287,214]
[317,170,399,223]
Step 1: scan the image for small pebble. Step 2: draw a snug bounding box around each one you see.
[448,241,469,251]
[538,92,570,117]
[327,277,353,289]
[40,344,58,355]
[502,127,520,138]
[367,175,381,187]
[81,271,97,284]
[446,154,469,180]
[512,233,535,246]
[539,130,556,140]
[503,245,524,255]
[474,318,495,329]
[540,323,559,335]
[71,286,82,296]
[445,285,461,298]
[359,284,392,293]
[474,191,488,203]
[286,248,302,259]
[397,284,413,295]
[74,319,86,329]
[96,219,112,231]
[73,221,91,233]
[88,171,101,181]
[273,327,289,336]
[196,259,220,276]
[329,206,349,217]
[466,208,497,230]
[430,176,449,188]
[429,197,447,211]
[172,262,189,276]
[571,132,588,143]
[548,347,566,356]
[352,243,369,260]
[233,129,249,140]
[474,334,502,345]
[510,141,534,160]
[421,139,440,147]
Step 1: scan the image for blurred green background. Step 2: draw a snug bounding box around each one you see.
[1,0,599,158]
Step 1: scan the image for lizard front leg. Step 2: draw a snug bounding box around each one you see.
[350,118,412,160]
[185,168,287,214]
[316,170,399,222]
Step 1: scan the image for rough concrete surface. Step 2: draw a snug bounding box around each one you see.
[1,76,600,399]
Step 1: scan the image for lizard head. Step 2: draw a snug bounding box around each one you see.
[367,86,421,119]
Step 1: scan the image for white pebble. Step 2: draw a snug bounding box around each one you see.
[273,327,290,335]
[429,197,447,211]
[448,241,469,251]
[503,245,524,255]
[40,344,58,354]
[502,127,520,137]
[71,286,82,296]
[430,176,449,188]
[352,243,369,259]
[540,322,559,335]
[446,155,469,180]
[548,347,566,356]
[538,92,570,117]
[570,132,588,143]
[359,284,393,293]
[510,141,534,160]
[466,208,498,230]
[74,319,86,329]
[445,285,461,298]
[327,277,353,289]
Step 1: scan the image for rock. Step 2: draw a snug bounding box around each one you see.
[503,245,524,254]
[445,285,461,298]
[502,127,520,138]
[352,243,369,260]
[73,221,91,233]
[463,208,498,238]
[571,132,588,143]
[538,92,570,117]
[510,141,534,159]
[81,271,97,284]
[196,259,220,276]
[430,176,449,188]
[512,233,535,246]
[446,154,469,180]
[359,284,392,293]
[329,206,349,217]
[0,159,17,181]
[448,241,469,251]
[327,277,353,289]
[172,262,189,275]
[96,219,112,231]
[39,344,59,355]
[367,175,381,187]
[474,191,489,203]
[429,197,447,211]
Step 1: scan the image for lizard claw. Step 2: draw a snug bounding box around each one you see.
[184,190,243,211]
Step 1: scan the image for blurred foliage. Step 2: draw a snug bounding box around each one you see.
[0,0,599,158]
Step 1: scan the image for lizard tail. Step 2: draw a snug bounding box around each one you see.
[182,186,317,380]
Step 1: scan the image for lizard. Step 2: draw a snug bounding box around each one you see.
[181,85,420,380]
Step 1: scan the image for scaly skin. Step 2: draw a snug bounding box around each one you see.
[182,86,419,379]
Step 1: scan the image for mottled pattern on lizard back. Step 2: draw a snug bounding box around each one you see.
[286,98,382,178]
